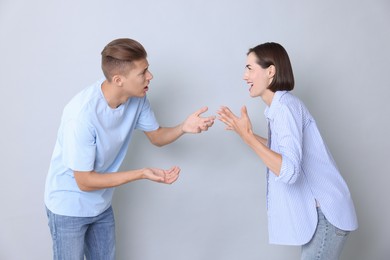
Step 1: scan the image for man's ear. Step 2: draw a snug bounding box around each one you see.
[112,75,123,86]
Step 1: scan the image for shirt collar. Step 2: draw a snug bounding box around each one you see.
[264,91,288,120]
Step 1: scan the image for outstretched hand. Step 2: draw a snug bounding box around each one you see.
[182,106,216,133]
[217,106,254,140]
[143,166,180,184]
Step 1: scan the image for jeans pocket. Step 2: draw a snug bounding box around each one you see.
[335,227,349,237]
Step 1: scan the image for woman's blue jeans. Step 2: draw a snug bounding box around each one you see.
[46,206,116,260]
[301,207,350,260]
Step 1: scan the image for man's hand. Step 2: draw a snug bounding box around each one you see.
[142,166,181,184]
[182,106,216,133]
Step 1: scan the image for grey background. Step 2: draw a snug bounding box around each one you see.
[1,0,389,259]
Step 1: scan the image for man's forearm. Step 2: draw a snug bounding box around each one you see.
[145,125,185,147]
[74,169,145,191]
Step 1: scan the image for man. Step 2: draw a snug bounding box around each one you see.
[44,38,215,259]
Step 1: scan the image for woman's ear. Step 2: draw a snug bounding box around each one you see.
[268,65,276,78]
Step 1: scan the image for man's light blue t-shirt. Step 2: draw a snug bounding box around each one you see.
[44,79,159,217]
[265,91,358,245]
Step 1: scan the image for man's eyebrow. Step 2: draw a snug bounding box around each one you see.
[139,66,148,74]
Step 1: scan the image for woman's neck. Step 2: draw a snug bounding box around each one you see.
[261,89,275,107]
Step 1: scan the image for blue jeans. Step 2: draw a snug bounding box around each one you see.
[301,208,350,260]
[46,206,116,260]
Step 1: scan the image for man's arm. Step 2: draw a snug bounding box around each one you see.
[74,166,180,191]
[144,106,215,147]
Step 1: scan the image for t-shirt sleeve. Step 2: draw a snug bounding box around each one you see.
[61,119,96,172]
[135,97,160,131]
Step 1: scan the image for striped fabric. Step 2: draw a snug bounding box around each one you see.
[263,91,358,245]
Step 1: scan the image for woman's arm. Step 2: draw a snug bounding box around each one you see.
[217,106,282,175]
[254,134,267,146]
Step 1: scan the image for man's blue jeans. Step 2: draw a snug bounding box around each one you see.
[301,207,350,260]
[46,206,115,260]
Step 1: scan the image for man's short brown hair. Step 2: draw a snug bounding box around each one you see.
[101,38,147,81]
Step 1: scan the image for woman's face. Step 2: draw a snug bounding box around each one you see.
[243,52,274,98]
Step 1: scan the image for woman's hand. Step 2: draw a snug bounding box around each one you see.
[217,106,254,141]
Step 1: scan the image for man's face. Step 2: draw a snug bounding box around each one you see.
[122,58,153,98]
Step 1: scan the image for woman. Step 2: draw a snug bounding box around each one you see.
[217,42,358,259]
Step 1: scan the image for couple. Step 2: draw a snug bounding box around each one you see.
[44,38,358,260]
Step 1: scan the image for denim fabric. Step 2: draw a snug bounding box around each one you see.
[301,208,350,260]
[46,206,115,260]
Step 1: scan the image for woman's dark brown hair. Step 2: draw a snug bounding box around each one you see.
[248,42,294,92]
[101,38,147,81]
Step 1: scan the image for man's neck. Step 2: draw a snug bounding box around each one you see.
[101,80,126,109]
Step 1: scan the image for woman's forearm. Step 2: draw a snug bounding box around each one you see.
[254,134,268,145]
[244,133,282,176]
